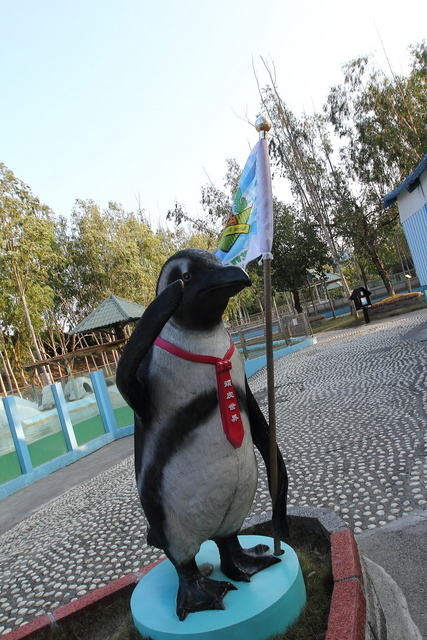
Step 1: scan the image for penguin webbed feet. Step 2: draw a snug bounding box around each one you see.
[215,535,282,582]
[175,560,237,621]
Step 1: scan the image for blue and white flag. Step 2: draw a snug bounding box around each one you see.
[215,137,273,268]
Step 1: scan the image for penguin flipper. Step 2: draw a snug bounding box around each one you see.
[116,279,184,409]
[245,379,289,539]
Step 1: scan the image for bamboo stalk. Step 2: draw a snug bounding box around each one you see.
[0,367,8,395]
[0,348,13,393]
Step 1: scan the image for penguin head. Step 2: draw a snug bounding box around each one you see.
[156,249,251,330]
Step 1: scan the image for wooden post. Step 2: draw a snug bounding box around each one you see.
[237,329,248,359]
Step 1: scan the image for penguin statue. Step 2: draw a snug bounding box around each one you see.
[116,249,288,621]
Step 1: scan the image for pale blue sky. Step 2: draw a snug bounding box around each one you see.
[1,0,426,227]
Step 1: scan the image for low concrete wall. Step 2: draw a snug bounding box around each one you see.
[244,336,318,378]
[0,371,134,499]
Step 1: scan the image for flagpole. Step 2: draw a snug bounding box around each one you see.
[255,117,282,556]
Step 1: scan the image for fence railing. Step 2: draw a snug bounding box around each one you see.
[0,369,134,498]
[230,312,313,359]
[1,312,317,498]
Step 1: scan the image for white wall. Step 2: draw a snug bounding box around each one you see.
[398,171,427,223]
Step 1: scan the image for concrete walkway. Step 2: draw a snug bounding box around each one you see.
[358,511,426,639]
[0,309,426,637]
[0,436,134,536]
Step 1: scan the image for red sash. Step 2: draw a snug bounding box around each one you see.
[154,335,244,448]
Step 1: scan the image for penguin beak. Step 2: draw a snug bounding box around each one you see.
[200,265,251,297]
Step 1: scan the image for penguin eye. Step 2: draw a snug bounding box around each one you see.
[182,272,192,281]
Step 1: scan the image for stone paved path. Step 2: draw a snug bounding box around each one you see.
[1,310,426,634]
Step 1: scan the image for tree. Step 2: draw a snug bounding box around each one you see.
[62,200,174,328]
[326,42,427,183]
[324,41,427,294]
[255,67,355,306]
[271,202,330,313]
[167,158,242,240]
[331,192,398,296]
[0,163,59,381]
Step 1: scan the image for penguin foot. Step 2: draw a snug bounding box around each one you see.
[198,562,214,577]
[222,545,282,581]
[246,543,270,555]
[175,559,237,621]
[176,575,237,621]
[215,535,282,582]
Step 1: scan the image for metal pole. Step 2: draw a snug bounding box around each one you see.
[255,117,282,556]
[264,257,281,555]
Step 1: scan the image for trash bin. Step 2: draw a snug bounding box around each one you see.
[350,287,372,323]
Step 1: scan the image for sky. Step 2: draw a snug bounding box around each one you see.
[1,0,426,229]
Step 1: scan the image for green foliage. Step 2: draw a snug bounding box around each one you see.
[326,42,427,184]
[1,41,426,384]
[172,227,217,252]
[166,158,243,244]
[166,201,219,239]
[0,173,187,381]
[258,43,427,298]
[0,163,60,362]
[56,200,178,327]
[271,201,330,299]
[257,76,355,301]
[323,41,427,293]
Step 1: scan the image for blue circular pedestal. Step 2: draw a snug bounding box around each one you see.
[131,535,306,640]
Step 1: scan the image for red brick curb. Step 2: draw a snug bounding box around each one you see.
[0,615,52,640]
[326,529,366,640]
[3,530,366,640]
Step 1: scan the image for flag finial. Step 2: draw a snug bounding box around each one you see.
[255,116,271,138]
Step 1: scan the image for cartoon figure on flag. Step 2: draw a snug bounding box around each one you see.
[215,137,273,268]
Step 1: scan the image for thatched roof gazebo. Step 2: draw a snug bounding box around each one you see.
[69,295,147,339]
[22,296,146,398]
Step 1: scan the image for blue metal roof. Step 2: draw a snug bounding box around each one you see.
[383,152,427,208]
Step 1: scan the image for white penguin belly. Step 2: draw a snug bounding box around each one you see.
[141,325,258,564]
[162,415,258,564]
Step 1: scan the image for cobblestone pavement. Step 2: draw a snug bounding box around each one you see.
[1,311,426,634]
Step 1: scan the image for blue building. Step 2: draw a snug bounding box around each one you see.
[384,153,427,301]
